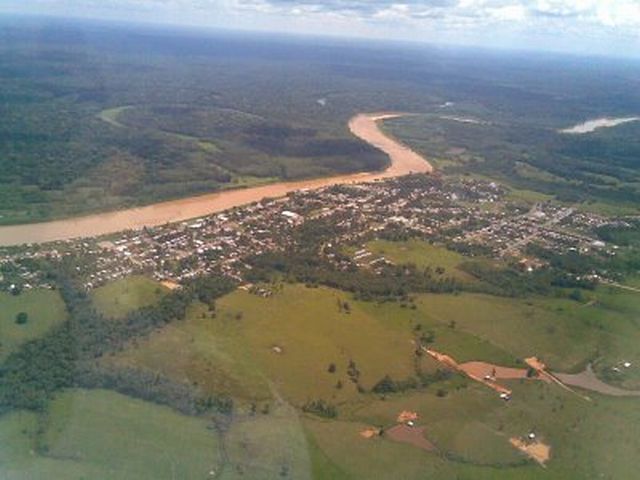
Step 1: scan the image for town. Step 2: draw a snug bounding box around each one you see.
[0,174,632,293]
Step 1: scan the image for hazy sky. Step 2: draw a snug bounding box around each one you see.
[3,0,640,58]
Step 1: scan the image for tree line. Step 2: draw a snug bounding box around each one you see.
[0,269,236,415]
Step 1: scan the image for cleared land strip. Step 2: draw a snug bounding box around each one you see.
[556,365,640,397]
[0,113,432,246]
[426,347,640,399]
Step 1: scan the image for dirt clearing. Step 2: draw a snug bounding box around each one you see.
[160,280,181,290]
[424,348,514,395]
[509,437,551,466]
[458,361,534,381]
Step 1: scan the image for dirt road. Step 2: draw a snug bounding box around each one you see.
[556,365,640,397]
[0,113,432,246]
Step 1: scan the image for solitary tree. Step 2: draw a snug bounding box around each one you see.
[15,312,28,325]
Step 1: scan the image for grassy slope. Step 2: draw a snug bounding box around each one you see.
[411,293,601,371]
[107,284,424,405]
[306,378,640,480]
[90,275,168,319]
[0,289,67,361]
[214,285,420,405]
[106,301,273,403]
[221,399,314,479]
[587,285,640,389]
[106,280,640,394]
[95,280,640,479]
[0,389,220,480]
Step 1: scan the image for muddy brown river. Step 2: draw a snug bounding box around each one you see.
[0,113,432,246]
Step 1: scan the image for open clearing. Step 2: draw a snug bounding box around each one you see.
[458,361,531,381]
[364,239,475,282]
[509,437,551,466]
[416,293,611,371]
[327,380,640,479]
[0,113,432,246]
[105,300,273,403]
[0,289,67,361]
[90,275,168,318]
[109,284,423,405]
[96,105,132,128]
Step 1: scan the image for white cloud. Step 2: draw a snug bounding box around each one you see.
[3,0,640,57]
[491,4,527,21]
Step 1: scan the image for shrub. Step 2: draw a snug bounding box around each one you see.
[303,399,337,418]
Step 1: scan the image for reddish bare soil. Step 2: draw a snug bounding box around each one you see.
[458,361,536,381]
[424,348,514,395]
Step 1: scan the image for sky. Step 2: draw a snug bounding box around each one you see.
[2,0,640,58]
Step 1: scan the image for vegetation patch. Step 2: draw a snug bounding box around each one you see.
[0,389,220,480]
[365,239,476,283]
[105,301,272,404]
[0,289,67,361]
[90,275,169,319]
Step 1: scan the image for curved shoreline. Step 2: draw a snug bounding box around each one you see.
[0,113,432,246]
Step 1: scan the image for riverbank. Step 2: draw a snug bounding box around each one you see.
[0,113,432,246]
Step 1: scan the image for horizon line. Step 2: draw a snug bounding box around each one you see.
[2,11,640,64]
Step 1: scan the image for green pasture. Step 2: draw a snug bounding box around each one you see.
[0,389,220,479]
[365,239,475,282]
[0,289,67,361]
[106,300,272,403]
[90,275,168,318]
[305,378,640,479]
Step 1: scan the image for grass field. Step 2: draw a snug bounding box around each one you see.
[365,239,476,282]
[90,275,168,319]
[213,285,421,405]
[0,289,67,361]
[6,377,635,479]
[108,279,640,395]
[1,389,318,480]
[98,280,640,478]
[106,301,273,404]
[1,280,636,479]
[586,285,640,389]
[108,284,425,406]
[305,377,640,479]
[0,389,220,480]
[222,398,314,479]
[408,292,619,371]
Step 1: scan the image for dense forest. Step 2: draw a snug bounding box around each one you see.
[386,112,640,209]
[2,17,640,223]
